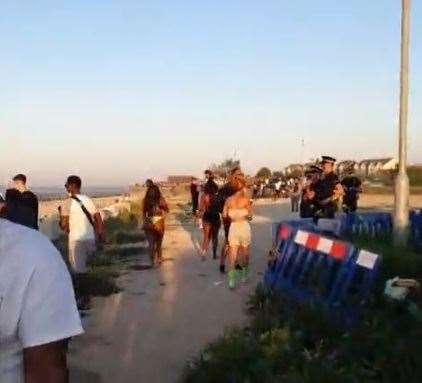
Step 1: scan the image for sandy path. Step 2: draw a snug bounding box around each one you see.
[68,200,294,383]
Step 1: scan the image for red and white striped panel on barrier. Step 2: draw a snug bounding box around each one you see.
[294,230,347,260]
[278,225,291,241]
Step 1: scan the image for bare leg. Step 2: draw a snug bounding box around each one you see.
[201,223,211,259]
[156,233,164,264]
[239,245,250,282]
[227,245,239,289]
[146,230,155,265]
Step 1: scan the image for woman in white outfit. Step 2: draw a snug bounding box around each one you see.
[223,178,253,289]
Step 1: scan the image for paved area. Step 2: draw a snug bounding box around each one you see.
[69,201,295,383]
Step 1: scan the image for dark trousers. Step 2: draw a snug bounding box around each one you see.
[291,196,300,212]
[191,193,199,214]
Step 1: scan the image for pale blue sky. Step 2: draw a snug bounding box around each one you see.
[0,0,421,186]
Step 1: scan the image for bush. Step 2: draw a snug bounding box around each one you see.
[183,237,422,383]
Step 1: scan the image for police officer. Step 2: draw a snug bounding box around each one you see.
[314,156,342,219]
[341,168,362,213]
[299,165,322,218]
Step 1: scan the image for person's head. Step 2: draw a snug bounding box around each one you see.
[145,179,154,189]
[203,180,219,196]
[65,175,82,196]
[143,184,162,215]
[204,169,213,181]
[321,156,336,175]
[230,167,242,177]
[233,177,247,196]
[12,174,27,192]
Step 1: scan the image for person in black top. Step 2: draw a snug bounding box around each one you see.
[313,157,342,219]
[299,166,322,218]
[341,175,362,213]
[198,180,221,260]
[5,174,39,230]
[190,177,200,216]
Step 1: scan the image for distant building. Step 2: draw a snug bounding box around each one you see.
[167,175,194,184]
[337,160,358,174]
[286,158,398,178]
[357,158,398,177]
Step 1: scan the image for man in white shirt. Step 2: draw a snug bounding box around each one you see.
[59,175,104,274]
[0,218,83,383]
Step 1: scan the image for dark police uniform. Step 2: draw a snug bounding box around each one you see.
[299,190,316,218]
[314,172,340,219]
[299,166,322,219]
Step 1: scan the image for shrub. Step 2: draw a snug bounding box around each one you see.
[183,237,422,383]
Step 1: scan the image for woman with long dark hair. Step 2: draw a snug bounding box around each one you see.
[142,180,169,267]
[198,179,221,260]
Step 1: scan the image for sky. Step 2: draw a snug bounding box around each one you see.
[0,0,421,186]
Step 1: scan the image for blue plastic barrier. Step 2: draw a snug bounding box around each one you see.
[341,213,392,237]
[265,219,321,288]
[410,211,422,249]
[265,222,382,324]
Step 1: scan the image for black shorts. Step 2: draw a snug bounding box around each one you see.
[203,212,221,226]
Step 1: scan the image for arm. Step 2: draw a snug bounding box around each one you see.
[198,194,207,218]
[58,212,69,233]
[222,199,229,220]
[58,201,70,233]
[94,212,105,242]
[20,238,83,383]
[24,341,68,383]
[159,197,169,214]
[247,199,253,220]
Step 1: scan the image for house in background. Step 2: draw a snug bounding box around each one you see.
[337,160,358,175]
[285,158,398,179]
[357,158,398,177]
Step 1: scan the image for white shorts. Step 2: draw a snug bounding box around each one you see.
[228,221,251,248]
[68,239,96,274]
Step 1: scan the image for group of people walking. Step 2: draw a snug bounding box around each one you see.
[191,168,253,289]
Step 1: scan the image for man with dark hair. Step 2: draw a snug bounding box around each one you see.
[0,218,83,383]
[5,174,39,230]
[314,156,342,219]
[204,169,213,181]
[300,166,322,218]
[59,176,105,275]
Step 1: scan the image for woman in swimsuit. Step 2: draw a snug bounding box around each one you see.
[198,179,221,260]
[142,181,169,267]
[223,178,253,289]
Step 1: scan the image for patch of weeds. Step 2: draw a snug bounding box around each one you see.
[74,267,121,298]
[105,245,146,258]
[113,231,146,245]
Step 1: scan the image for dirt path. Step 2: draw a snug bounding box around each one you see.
[68,200,295,383]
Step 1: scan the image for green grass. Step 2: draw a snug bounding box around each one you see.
[53,202,145,300]
[183,236,422,383]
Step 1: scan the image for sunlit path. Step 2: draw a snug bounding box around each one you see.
[68,200,295,383]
